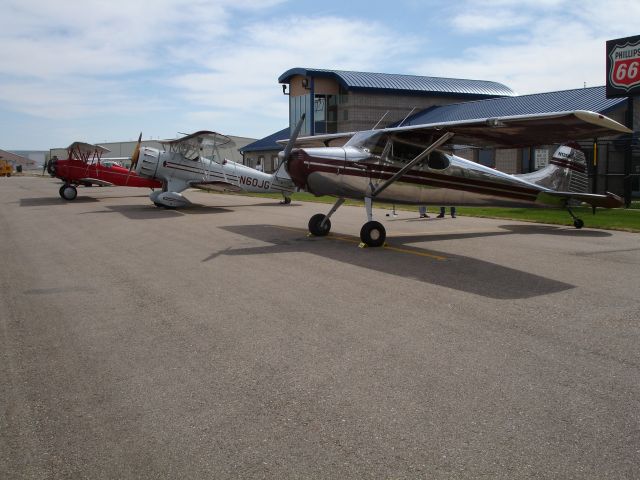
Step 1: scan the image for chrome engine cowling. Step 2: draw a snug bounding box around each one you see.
[136,147,161,179]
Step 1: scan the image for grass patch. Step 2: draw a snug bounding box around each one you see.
[231,191,640,233]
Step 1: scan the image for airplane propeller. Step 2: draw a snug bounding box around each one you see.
[280,113,306,167]
[129,132,142,172]
[124,132,142,185]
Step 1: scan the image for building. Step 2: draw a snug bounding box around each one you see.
[278,68,515,136]
[240,127,289,172]
[0,149,39,171]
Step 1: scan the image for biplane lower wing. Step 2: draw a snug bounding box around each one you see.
[189,180,242,193]
[78,177,114,187]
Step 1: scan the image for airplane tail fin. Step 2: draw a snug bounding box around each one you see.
[517,143,588,193]
[520,143,624,209]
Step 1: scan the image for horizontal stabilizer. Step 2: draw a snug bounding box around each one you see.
[537,190,624,209]
[189,180,242,193]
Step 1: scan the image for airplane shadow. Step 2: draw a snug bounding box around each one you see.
[205,224,575,300]
[81,204,233,220]
[19,197,99,206]
[389,218,613,238]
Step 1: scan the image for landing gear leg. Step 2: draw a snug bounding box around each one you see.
[360,194,386,247]
[567,206,584,229]
[280,194,292,205]
[308,197,344,237]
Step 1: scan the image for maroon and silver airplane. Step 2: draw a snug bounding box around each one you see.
[276,111,631,247]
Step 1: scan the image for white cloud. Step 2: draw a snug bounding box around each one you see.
[0,0,417,141]
[415,0,640,94]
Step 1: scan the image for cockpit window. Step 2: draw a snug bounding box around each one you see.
[345,131,388,157]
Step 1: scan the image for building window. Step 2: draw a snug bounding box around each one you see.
[478,149,494,168]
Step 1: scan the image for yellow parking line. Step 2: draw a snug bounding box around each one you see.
[272,225,447,261]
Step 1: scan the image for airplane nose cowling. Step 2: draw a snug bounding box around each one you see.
[286,149,311,189]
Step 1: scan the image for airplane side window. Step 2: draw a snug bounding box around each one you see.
[427,151,450,170]
[391,141,423,163]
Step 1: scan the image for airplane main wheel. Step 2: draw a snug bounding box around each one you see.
[360,221,386,247]
[61,185,77,201]
[282,196,292,205]
[573,218,584,229]
[309,213,331,236]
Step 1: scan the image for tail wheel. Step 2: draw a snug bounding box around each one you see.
[309,213,331,236]
[360,221,386,247]
[573,218,584,229]
[60,185,77,201]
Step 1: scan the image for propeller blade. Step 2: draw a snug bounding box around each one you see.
[281,113,306,164]
[129,132,142,172]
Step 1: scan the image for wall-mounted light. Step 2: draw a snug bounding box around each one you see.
[301,78,310,89]
[282,84,289,95]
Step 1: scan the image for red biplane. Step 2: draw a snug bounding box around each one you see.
[47,139,161,200]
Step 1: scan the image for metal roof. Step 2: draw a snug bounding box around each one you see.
[398,86,627,127]
[279,68,515,98]
[240,127,289,153]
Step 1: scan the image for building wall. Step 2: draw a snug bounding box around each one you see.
[243,150,281,172]
[495,149,520,174]
[337,92,465,132]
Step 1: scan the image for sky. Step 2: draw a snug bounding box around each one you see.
[1,0,639,150]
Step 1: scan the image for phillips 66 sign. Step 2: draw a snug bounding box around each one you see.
[607,34,640,98]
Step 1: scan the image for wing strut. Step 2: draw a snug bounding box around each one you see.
[370,131,455,198]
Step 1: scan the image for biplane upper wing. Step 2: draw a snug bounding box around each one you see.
[378,110,632,149]
[67,141,111,163]
[161,131,236,158]
[67,141,111,154]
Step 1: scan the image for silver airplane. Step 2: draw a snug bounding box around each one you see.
[278,111,631,247]
[130,130,295,208]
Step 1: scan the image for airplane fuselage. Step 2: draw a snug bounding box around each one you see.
[52,159,162,188]
[135,147,295,207]
[287,146,565,208]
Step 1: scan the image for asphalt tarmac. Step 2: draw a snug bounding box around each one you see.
[2,176,639,479]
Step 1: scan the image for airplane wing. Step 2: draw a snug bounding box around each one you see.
[77,177,114,187]
[380,110,632,149]
[67,141,111,154]
[188,180,242,193]
[161,131,235,159]
[67,142,111,163]
[277,132,355,148]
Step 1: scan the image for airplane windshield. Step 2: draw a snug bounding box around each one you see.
[345,131,388,156]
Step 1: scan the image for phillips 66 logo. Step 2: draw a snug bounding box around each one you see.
[608,38,640,91]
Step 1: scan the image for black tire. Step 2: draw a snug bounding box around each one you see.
[153,202,164,208]
[360,221,386,247]
[61,185,77,201]
[573,218,584,229]
[308,213,331,236]
[58,185,66,198]
[282,196,292,205]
